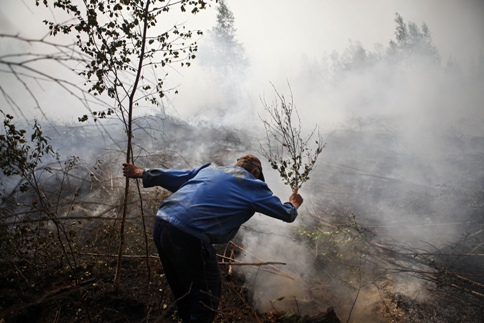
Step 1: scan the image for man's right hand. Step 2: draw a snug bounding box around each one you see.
[123,163,143,179]
[289,189,303,209]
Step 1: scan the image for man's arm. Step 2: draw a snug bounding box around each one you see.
[251,186,304,223]
[123,162,212,192]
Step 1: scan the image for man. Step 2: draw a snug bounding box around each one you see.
[123,154,303,322]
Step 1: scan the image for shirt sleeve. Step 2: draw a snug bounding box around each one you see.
[250,187,298,223]
[142,163,211,192]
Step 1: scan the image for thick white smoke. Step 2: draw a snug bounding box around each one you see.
[171,3,484,321]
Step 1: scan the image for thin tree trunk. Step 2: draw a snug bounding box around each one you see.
[113,0,151,292]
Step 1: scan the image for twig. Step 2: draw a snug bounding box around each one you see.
[294,296,300,316]
[71,252,159,259]
[70,251,287,267]
[229,241,295,280]
[220,261,287,266]
[425,272,484,298]
[450,273,484,289]
[228,248,235,276]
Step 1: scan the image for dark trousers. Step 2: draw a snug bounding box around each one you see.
[152,217,221,323]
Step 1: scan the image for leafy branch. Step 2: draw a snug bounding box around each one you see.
[0,111,54,193]
[259,83,325,191]
[38,0,206,122]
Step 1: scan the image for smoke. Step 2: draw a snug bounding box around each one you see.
[235,218,314,313]
[172,3,484,321]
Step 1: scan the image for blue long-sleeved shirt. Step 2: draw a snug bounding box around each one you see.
[142,163,298,244]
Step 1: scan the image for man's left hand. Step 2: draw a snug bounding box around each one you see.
[123,163,143,179]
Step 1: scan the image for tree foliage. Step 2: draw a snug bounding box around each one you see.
[0,111,54,193]
[201,0,247,71]
[388,13,440,65]
[326,13,440,77]
[36,0,210,122]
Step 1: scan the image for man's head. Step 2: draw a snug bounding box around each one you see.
[235,154,265,182]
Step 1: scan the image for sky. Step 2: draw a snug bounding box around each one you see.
[228,0,484,64]
[189,0,484,76]
[1,0,484,122]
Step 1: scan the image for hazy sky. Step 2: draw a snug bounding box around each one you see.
[194,0,484,67]
[184,0,484,80]
[1,0,484,121]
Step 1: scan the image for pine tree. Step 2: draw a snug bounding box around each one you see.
[388,13,440,65]
[201,0,247,72]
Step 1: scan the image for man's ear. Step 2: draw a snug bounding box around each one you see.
[250,168,260,179]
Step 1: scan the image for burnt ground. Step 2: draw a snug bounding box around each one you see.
[1,207,483,323]
[1,220,483,323]
[0,255,341,323]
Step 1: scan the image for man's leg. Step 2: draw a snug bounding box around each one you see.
[187,240,221,322]
[153,217,221,322]
[153,217,192,321]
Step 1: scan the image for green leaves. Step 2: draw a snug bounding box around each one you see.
[78,108,116,123]
[0,111,54,192]
[41,0,208,122]
[260,84,325,191]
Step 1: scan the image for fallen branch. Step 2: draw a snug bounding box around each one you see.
[451,273,484,289]
[422,273,484,299]
[218,255,286,266]
[69,251,287,266]
[229,241,295,280]
[220,261,287,266]
[449,283,484,298]
[373,242,484,257]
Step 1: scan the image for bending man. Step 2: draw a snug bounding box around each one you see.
[123,154,303,322]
